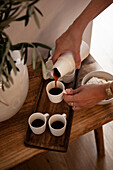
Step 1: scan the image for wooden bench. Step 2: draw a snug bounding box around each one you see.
[0,55,113,169]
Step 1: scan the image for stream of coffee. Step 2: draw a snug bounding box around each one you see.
[49,68,62,95]
[53,68,61,88]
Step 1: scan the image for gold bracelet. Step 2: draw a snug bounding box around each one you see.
[105,82,113,98]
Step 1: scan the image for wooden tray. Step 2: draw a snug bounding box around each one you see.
[24,108,73,152]
[24,70,79,152]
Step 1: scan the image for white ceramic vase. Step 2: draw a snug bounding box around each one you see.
[0,51,29,122]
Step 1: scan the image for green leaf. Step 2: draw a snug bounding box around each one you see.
[41,57,47,79]
[7,54,17,75]
[34,62,41,73]
[1,37,11,70]
[9,6,20,18]
[33,10,40,28]
[12,2,22,5]
[0,13,3,22]
[20,43,24,59]
[11,42,32,50]
[16,67,20,72]
[3,69,14,84]
[1,82,5,91]
[4,81,10,88]
[24,47,27,64]
[32,46,37,70]
[5,57,12,74]
[25,15,29,26]
[34,6,43,16]
[25,8,30,26]
[4,4,11,20]
[37,51,47,79]
[16,15,27,21]
[29,0,39,7]
[5,40,11,56]
[11,42,51,51]
[28,6,33,16]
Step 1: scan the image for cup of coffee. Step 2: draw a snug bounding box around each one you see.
[28,112,49,135]
[48,113,67,136]
[46,81,65,103]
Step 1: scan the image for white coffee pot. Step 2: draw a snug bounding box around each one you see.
[42,40,89,82]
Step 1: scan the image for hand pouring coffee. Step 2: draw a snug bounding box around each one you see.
[42,41,89,84]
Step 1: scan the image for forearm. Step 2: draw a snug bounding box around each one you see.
[71,0,113,33]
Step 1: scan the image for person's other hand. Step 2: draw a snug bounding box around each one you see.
[64,84,107,110]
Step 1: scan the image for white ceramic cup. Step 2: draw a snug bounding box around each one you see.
[46,80,65,103]
[28,112,49,135]
[48,113,67,137]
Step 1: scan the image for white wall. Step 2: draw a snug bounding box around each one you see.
[6,0,92,64]
[90,4,113,74]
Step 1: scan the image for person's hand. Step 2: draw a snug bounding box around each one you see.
[64,84,107,110]
[52,21,84,69]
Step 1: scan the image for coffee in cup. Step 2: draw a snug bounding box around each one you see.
[46,81,65,103]
[28,112,49,135]
[48,113,67,136]
[49,87,63,95]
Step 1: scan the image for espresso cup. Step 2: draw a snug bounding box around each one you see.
[48,113,67,137]
[28,112,49,135]
[46,81,65,103]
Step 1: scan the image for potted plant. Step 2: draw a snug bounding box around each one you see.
[0,0,51,122]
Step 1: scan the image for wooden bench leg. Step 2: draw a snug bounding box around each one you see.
[94,126,105,157]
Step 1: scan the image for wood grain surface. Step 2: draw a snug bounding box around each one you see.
[24,78,75,152]
[1,55,113,170]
